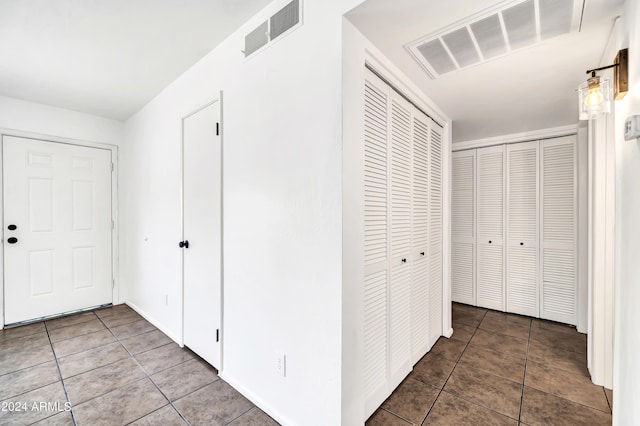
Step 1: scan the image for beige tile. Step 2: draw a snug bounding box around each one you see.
[459,343,526,383]
[409,352,455,389]
[110,318,156,340]
[73,378,168,426]
[45,312,97,330]
[48,319,106,342]
[52,329,116,358]
[0,322,46,342]
[479,315,531,340]
[425,391,517,425]
[99,310,143,329]
[135,343,195,375]
[227,407,279,426]
[0,382,68,425]
[444,364,522,419]
[94,304,134,319]
[527,340,588,377]
[0,332,50,353]
[366,409,412,426]
[470,329,527,359]
[430,337,467,361]
[58,342,129,378]
[173,380,254,426]
[605,388,613,412]
[521,386,611,426]
[129,405,187,425]
[450,323,476,342]
[525,359,609,412]
[380,377,438,424]
[121,329,172,354]
[152,358,219,401]
[0,361,60,400]
[0,344,55,376]
[65,357,146,405]
[31,411,74,425]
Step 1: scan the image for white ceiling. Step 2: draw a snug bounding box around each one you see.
[346,0,624,142]
[0,0,273,121]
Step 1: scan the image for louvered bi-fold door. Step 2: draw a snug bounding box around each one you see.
[506,142,539,317]
[410,111,430,363]
[451,150,475,305]
[540,136,577,325]
[363,74,389,413]
[388,91,413,388]
[428,125,444,347]
[476,146,506,311]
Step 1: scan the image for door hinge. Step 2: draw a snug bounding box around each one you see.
[216,122,220,136]
[111,163,114,172]
[112,279,115,289]
[216,329,219,342]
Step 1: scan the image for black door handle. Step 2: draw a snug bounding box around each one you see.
[7,237,18,244]
[520,242,524,246]
[401,258,407,263]
[179,240,189,249]
[420,252,425,256]
[489,241,492,244]
[7,224,17,230]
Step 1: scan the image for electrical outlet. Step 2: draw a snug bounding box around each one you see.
[275,352,286,377]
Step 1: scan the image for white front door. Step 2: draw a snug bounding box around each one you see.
[3,136,113,325]
[182,100,222,369]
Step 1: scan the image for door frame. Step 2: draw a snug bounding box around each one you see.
[0,128,119,329]
[179,94,224,370]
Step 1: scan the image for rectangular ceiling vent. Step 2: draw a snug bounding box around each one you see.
[406,0,582,79]
[244,0,302,58]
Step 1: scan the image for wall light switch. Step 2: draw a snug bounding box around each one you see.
[624,115,640,141]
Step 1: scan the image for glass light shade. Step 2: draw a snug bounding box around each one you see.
[578,76,611,120]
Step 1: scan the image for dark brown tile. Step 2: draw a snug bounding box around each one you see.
[52,329,116,358]
[527,340,588,377]
[452,303,488,316]
[173,380,254,425]
[366,409,412,426]
[530,327,586,355]
[425,391,517,425]
[521,386,611,426]
[0,360,60,400]
[45,312,97,330]
[227,407,279,426]
[73,378,168,425]
[484,310,532,328]
[430,337,467,361]
[135,343,195,375]
[48,319,106,342]
[605,388,613,412]
[409,352,456,389]
[129,405,187,425]
[121,329,172,354]
[0,382,68,425]
[65,357,146,405]
[58,341,129,378]
[0,344,55,376]
[470,329,527,359]
[381,377,438,424]
[94,304,134,319]
[524,359,609,412]
[0,322,46,342]
[99,310,143,329]
[151,358,219,401]
[444,364,521,419]
[450,323,476,342]
[530,319,580,336]
[110,318,156,340]
[452,310,485,328]
[479,316,531,340]
[459,343,526,383]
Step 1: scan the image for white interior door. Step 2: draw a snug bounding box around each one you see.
[3,136,112,325]
[182,100,222,369]
[428,125,443,347]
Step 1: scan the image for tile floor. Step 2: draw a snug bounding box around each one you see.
[0,304,278,425]
[367,303,613,426]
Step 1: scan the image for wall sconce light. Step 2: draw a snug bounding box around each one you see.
[578,48,628,120]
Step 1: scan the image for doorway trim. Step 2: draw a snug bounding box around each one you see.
[0,128,119,329]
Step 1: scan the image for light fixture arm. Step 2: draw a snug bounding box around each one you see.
[586,63,620,76]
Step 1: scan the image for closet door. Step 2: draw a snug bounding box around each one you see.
[540,136,577,324]
[363,74,389,412]
[411,111,430,363]
[388,91,413,387]
[476,145,506,311]
[428,125,444,347]
[451,150,476,305]
[506,141,539,317]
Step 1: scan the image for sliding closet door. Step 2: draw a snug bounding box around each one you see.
[363,74,389,412]
[451,150,475,305]
[428,126,444,347]
[411,111,430,362]
[388,91,413,387]
[540,136,577,324]
[476,145,506,311]
[506,141,539,317]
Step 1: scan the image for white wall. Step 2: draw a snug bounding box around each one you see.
[120,1,364,424]
[614,0,640,422]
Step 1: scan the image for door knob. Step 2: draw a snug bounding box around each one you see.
[7,237,18,244]
[7,224,16,230]
[489,241,492,244]
[179,240,189,249]
[401,258,407,263]
[520,242,524,246]
[420,252,425,256]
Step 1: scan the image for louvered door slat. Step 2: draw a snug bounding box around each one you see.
[541,136,576,324]
[506,141,538,317]
[429,125,443,346]
[451,150,475,305]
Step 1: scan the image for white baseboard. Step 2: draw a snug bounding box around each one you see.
[124,301,181,345]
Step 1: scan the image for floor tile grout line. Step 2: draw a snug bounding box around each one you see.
[223,405,261,426]
[518,315,533,424]
[44,321,78,426]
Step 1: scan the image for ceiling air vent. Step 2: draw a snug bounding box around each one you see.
[406,0,582,79]
[244,0,302,58]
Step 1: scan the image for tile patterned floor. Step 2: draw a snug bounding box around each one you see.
[367,303,613,426]
[0,304,278,425]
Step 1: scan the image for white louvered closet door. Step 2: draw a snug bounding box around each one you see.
[540,136,577,325]
[506,141,539,317]
[476,145,506,311]
[388,90,413,388]
[428,125,443,347]
[363,73,389,413]
[451,150,476,305]
[410,111,430,363]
